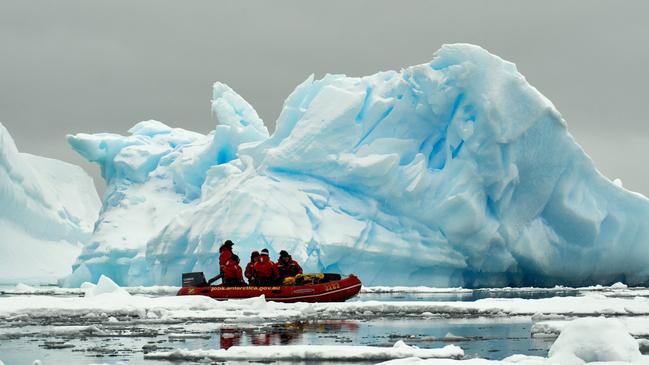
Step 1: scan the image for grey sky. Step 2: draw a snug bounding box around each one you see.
[1,0,648,196]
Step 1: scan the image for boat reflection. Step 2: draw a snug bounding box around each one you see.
[219,320,360,349]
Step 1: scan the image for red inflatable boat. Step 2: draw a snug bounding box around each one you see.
[177,272,362,303]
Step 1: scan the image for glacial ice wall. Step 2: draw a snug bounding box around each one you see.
[0,123,100,283]
[64,44,649,287]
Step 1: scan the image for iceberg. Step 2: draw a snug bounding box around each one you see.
[0,123,100,284]
[64,44,649,288]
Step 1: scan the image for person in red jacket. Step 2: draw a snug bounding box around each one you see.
[253,248,279,286]
[208,239,234,285]
[222,254,245,286]
[219,240,234,266]
[245,251,260,285]
[277,250,303,279]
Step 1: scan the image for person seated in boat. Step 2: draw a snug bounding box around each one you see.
[277,250,303,280]
[253,248,279,286]
[222,254,246,286]
[207,239,235,285]
[245,251,260,285]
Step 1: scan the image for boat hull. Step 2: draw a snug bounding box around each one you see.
[177,274,362,303]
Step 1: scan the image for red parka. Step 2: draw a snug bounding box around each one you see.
[253,255,279,281]
[222,259,244,282]
[277,257,303,279]
[244,262,256,281]
[219,246,233,267]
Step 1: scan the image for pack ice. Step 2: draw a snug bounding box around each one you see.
[63,44,649,288]
[0,123,100,283]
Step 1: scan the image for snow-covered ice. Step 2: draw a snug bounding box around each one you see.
[548,318,645,364]
[0,123,100,284]
[144,340,463,361]
[0,282,179,297]
[61,43,649,288]
[3,279,649,322]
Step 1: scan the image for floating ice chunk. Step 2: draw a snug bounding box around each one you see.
[13,283,37,293]
[144,341,463,361]
[548,318,643,364]
[610,282,629,289]
[85,275,130,298]
[238,295,268,310]
[442,332,465,342]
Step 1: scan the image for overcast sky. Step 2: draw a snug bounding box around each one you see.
[1,0,648,196]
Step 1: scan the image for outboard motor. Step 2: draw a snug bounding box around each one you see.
[182,272,208,288]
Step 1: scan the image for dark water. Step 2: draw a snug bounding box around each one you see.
[0,288,579,364]
[0,317,553,365]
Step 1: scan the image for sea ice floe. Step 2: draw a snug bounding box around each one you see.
[2,289,649,322]
[144,340,463,361]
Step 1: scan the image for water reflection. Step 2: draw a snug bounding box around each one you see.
[219,321,360,349]
[219,328,242,349]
